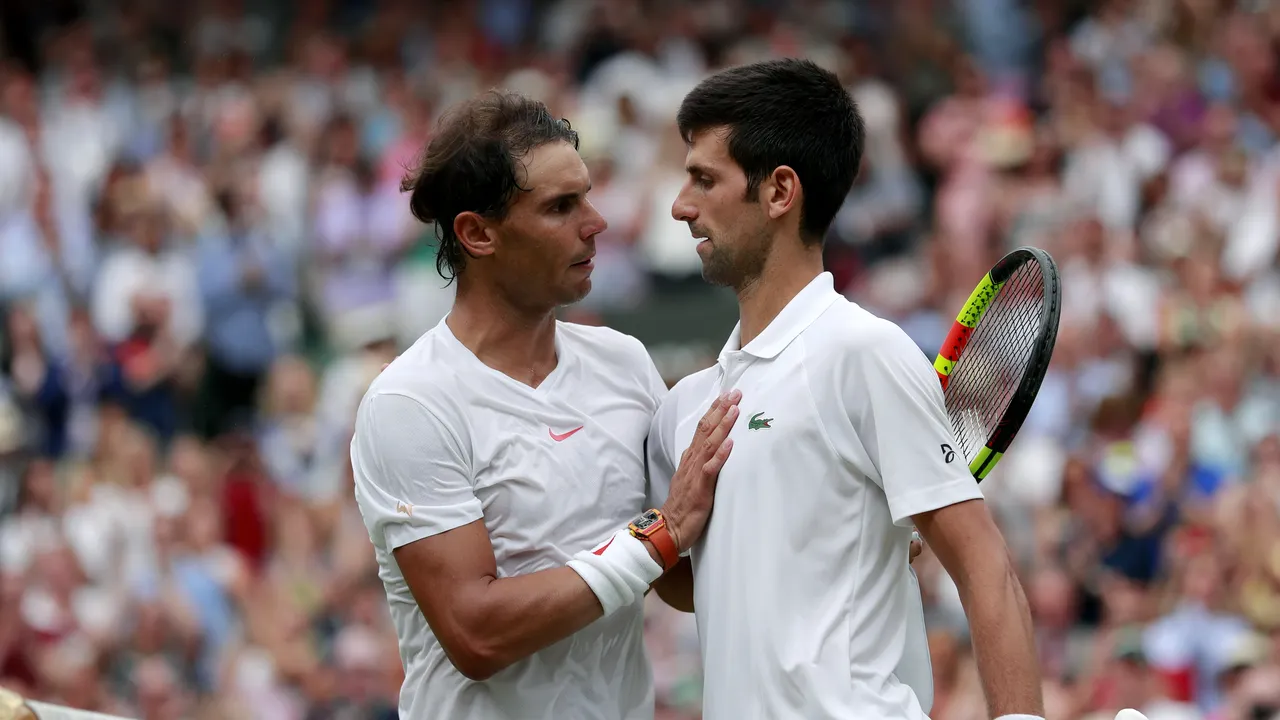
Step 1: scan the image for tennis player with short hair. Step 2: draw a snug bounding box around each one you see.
[348,91,742,720]
[645,58,1045,720]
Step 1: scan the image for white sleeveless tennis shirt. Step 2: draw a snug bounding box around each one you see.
[351,317,668,720]
[647,272,984,720]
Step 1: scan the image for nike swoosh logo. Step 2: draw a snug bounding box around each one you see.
[548,426,584,442]
[593,536,615,555]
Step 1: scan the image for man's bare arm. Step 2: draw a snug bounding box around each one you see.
[396,520,608,680]
[651,558,695,612]
[913,499,1043,718]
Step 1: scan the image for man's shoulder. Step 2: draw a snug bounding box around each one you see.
[656,366,719,426]
[556,321,653,371]
[363,330,465,419]
[804,299,925,364]
[666,365,718,400]
[353,356,472,467]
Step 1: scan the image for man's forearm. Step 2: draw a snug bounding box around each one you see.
[959,560,1044,718]
[447,567,604,680]
[915,500,1044,717]
[442,540,669,680]
[652,557,695,612]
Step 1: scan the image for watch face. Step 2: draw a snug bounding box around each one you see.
[632,510,662,533]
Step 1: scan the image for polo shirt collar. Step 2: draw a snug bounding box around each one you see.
[719,272,841,361]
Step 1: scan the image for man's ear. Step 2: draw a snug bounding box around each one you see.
[763,166,801,221]
[454,212,496,258]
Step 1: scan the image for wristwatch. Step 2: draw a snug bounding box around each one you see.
[629,509,681,572]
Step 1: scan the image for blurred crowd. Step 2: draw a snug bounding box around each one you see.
[3,0,1280,718]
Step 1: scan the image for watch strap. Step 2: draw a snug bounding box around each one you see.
[630,510,681,571]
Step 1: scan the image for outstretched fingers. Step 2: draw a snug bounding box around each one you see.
[702,436,734,475]
[694,390,740,443]
[693,394,724,439]
[701,400,738,459]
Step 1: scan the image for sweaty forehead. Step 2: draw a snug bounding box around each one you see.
[520,141,590,199]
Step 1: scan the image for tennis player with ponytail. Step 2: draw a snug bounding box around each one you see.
[349,91,740,720]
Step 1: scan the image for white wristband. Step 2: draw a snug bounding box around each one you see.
[567,528,663,617]
[994,715,1045,720]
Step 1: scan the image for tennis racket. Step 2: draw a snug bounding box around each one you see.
[932,246,1062,482]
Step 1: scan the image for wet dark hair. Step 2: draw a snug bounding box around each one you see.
[676,58,865,244]
[401,91,580,281]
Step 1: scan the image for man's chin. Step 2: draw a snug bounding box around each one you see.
[699,261,735,288]
[559,279,592,307]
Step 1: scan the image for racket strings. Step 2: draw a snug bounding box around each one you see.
[944,262,1045,460]
[947,268,1042,451]
[955,271,1041,401]
[948,314,1039,455]
[949,284,1040,446]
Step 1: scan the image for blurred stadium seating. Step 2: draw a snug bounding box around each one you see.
[5,0,1280,718]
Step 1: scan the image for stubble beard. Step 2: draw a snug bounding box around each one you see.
[700,228,769,292]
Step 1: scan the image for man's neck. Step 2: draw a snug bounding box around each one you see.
[448,279,559,388]
[736,241,825,348]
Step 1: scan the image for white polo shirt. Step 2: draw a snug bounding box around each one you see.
[647,272,983,720]
[351,317,668,720]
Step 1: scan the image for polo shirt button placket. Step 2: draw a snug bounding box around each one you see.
[720,354,748,390]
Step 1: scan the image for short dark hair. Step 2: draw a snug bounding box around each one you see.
[402,91,580,280]
[676,58,864,243]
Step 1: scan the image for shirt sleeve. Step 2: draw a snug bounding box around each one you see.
[840,321,983,526]
[632,339,676,510]
[351,391,484,551]
[642,350,670,410]
[645,389,680,511]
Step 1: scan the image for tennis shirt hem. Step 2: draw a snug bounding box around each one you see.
[385,500,485,550]
[889,475,984,526]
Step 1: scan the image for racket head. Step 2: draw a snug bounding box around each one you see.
[933,247,1062,481]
